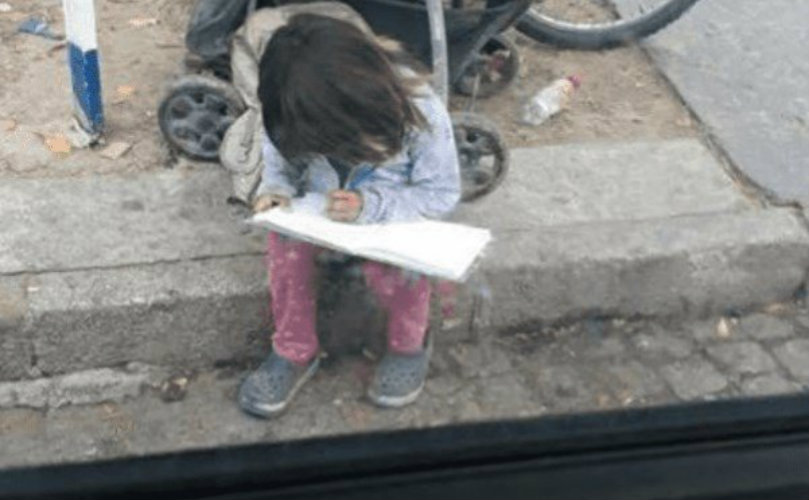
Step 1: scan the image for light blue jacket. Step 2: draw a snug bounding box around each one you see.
[256,88,461,224]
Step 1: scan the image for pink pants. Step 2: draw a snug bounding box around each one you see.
[267,233,447,365]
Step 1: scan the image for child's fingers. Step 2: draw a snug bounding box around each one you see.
[326,190,361,222]
[327,202,353,216]
[327,209,353,222]
[329,190,359,201]
[329,199,353,212]
[252,195,274,213]
[253,194,290,213]
[329,191,361,208]
[271,195,290,207]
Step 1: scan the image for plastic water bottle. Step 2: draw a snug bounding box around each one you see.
[520,75,582,126]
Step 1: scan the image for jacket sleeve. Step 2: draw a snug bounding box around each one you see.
[355,93,461,224]
[255,133,299,198]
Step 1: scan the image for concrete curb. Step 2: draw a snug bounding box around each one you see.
[0,364,164,410]
[4,208,807,381]
[477,209,809,329]
[3,139,808,382]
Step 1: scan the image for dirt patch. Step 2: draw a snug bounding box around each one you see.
[0,0,194,178]
[451,31,697,148]
[0,0,696,179]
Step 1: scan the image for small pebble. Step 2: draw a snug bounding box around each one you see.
[160,376,189,403]
[100,141,132,160]
[716,317,732,338]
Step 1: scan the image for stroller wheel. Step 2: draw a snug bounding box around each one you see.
[158,75,245,162]
[451,112,509,202]
[454,35,520,99]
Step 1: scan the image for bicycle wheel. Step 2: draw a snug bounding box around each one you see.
[517,0,700,50]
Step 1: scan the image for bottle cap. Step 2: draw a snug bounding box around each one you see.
[566,75,583,89]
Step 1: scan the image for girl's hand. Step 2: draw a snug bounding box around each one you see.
[327,190,363,222]
[252,193,290,213]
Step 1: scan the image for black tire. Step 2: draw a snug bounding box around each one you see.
[454,35,520,99]
[158,75,245,162]
[451,112,509,202]
[516,0,700,50]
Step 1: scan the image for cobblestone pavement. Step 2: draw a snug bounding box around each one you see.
[1,306,808,469]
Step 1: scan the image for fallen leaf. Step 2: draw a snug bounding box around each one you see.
[47,41,67,56]
[112,85,137,104]
[160,376,189,403]
[0,119,16,132]
[676,115,693,127]
[763,302,790,315]
[100,141,132,160]
[620,390,635,406]
[716,317,732,338]
[128,17,158,27]
[100,403,122,419]
[341,405,372,429]
[442,317,463,331]
[116,84,136,98]
[44,134,71,154]
[155,41,183,49]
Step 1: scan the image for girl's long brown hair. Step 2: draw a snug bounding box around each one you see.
[258,13,428,166]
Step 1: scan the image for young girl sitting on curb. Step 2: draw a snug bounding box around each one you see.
[239,13,461,418]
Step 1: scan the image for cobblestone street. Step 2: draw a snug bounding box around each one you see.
[501,309,809,410]
[2,304,807,469]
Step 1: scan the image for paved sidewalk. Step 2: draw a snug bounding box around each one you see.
[1,306,807,470]
[633,0,809,205]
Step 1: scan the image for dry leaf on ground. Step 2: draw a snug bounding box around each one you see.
[1,119,16,132]
[763,302,791,315]
[113,84,137,104]
[128,17,158,27]
[100,141,132,160]
[716,317,732,338]
[116,84,136,97]
[44,134,72,154]
[160,376,189,403]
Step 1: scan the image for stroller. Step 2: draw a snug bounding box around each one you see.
[158,0,531,204]
[158,0,530,355]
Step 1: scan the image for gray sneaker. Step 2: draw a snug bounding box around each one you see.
[238,352,319,418]
[368,337,432,408]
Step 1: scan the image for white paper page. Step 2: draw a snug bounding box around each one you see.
[355,220,491,281]
[250,210,491,281]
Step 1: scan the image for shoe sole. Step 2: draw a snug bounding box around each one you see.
[367,381,425,408]
[239,358,320,419]
[367,334,433,409]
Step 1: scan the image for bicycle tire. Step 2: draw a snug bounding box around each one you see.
[516,0,701,50]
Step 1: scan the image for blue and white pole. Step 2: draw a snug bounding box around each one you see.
[62,0,104,139]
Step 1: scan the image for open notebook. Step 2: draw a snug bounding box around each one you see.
[250,210,491,282]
